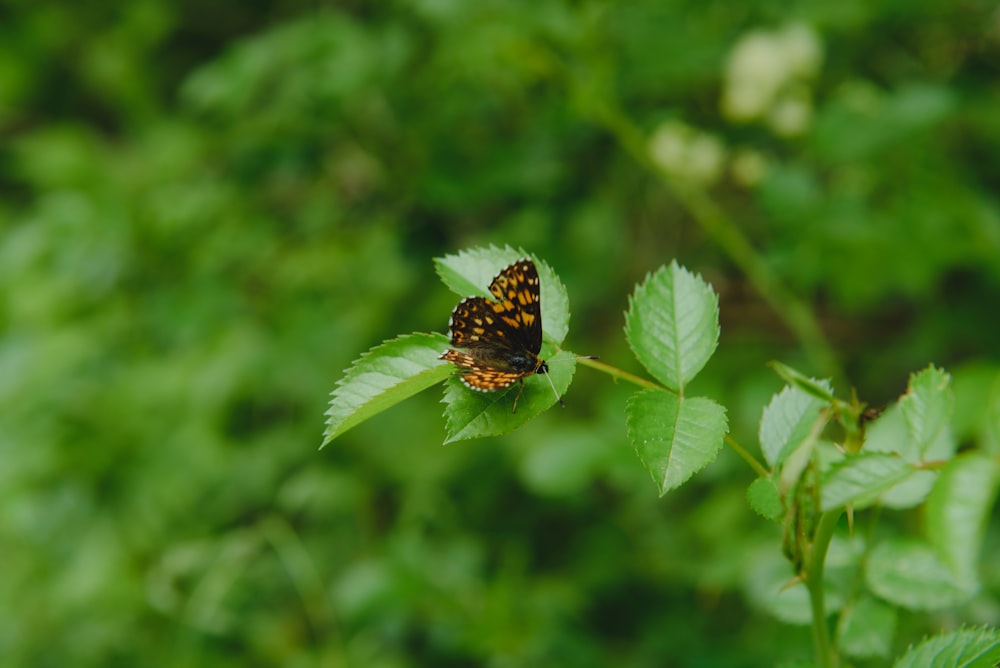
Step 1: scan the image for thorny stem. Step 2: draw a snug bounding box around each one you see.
[806,510,843,668]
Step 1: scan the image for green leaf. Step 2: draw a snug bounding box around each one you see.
[625,389,727,495]
[435,245,518,298]
[777,434,818,494]
[863,405,942,508]
[442,350,579,443]
[894,626,1000,668]
[435,248,585,442]
[868,399,954,463]
[768,361,836,402]
[837,595,896,660]
[881,469,940,510]
[952,363,1000,455]
[820,452,916,510]
[747,476,783,522]
[322,332,451,446]
[759,380,831,468]
[900,365,954,458]
[926,453,1000,590]
[434,245,570,345]
[624,261,719,392]
[866,539,971,610]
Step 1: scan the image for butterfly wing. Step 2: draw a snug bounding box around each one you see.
[442,259,546,390]
[439,349,525,390]
[485,259,542,356]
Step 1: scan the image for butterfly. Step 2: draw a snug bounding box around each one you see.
[440,259,578,412]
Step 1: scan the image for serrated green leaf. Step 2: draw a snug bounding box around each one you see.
[900,365,954,457]
[883,469,940,510]
[838,595,896,660]
[747,476,783,522]
[768,361,837,402]
[866,539,971,611]
[442,350,578,443]
[759,381,831,468]
[323,332,451,446]
[820,452,916,510]
[926,453,1000,590]
[864,404,910,455]
[435,245,516,297]
[894,626,1000,668]
[434,245,569,345]
[868,400,955,462]
[626,389,727,495]
[863,405,949,508]
[624,261,719,392]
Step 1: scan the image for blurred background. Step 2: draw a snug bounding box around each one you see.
[2,1,999,665]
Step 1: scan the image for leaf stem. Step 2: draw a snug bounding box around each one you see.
[578,357,665,392]
[913,459,949,470]
[579,359,771,477]
[806,509,843,668]
[725,434,769,478]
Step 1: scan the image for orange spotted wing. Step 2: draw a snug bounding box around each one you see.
[439,259,549,393]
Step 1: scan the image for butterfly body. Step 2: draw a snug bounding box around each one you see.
[440,259,551,407]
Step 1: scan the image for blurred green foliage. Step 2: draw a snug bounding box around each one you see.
[2,0,999,666]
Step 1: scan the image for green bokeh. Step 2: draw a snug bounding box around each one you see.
[2,1,998,665]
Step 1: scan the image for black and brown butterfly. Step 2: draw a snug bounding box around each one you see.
[439,259,594,412]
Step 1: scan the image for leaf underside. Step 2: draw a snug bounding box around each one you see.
[925,452,1000,590]
[820,452,916,511]
[759,380,831,469]
[866,539,972,611]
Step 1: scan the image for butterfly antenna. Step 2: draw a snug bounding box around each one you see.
[541,369,565,408]
[547,355,600,364]
[543,355,598,407]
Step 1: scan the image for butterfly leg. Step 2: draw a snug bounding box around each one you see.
[511,379,525,413]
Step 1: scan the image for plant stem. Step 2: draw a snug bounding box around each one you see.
[577,357,665,391]
[578,358,771,475]
[806,510,843,668]
[725,434,769,478]
[584,98,846,387]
